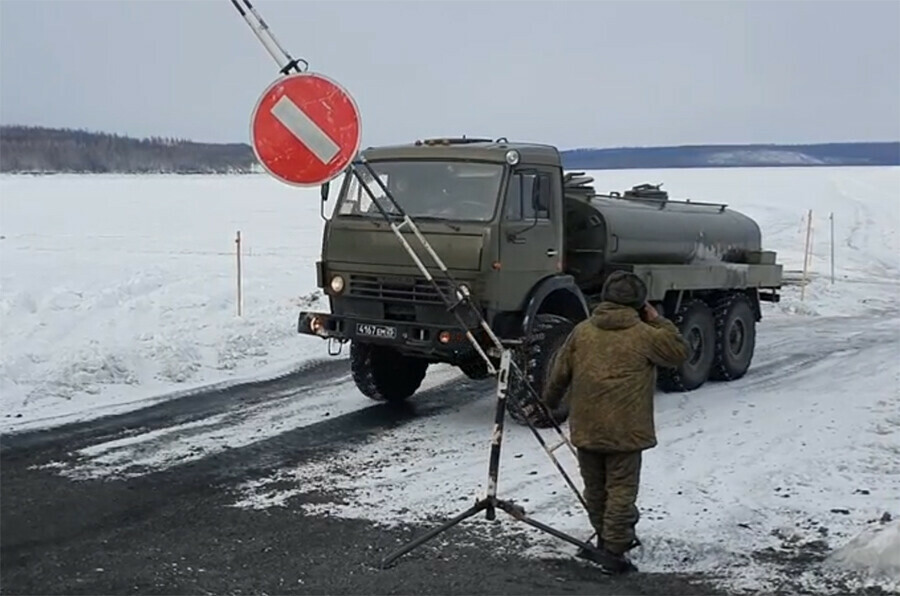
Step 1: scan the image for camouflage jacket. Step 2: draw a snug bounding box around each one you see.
[542,302,688,452]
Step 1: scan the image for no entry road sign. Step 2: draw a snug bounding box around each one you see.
[250,72,361,187]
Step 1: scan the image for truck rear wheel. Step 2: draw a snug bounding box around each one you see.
[658,299,715,392]
[710,293,756,381]
[350,342,428,403]
[507,313,573,428]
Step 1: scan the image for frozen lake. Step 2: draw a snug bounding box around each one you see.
[2,166,898,591]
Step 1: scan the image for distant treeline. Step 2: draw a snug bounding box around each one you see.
[0,126,257,174]
[1,125,898,174]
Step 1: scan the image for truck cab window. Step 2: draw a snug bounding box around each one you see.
[505,170,552,221]
[336,161,504,222]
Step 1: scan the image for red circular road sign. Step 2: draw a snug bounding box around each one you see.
[250,72,361,187]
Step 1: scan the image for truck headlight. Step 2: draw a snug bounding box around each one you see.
[329,275,345,294]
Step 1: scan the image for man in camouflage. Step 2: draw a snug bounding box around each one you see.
[541,270,688,573]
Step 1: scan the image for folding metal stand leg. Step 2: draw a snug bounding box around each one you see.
[380,351,595,568]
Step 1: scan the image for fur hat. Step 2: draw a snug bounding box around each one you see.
[600,271,648,309]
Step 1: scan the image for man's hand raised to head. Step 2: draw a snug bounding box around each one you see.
[642,303,659,322]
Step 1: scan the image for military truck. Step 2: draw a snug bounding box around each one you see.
[297,137,783,426]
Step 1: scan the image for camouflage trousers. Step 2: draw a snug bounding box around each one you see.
[576,448,642,554]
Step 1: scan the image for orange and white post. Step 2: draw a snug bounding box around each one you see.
[829,212,835,284]
[801,210,813,301]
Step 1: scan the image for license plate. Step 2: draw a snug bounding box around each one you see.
[356,323,398,339]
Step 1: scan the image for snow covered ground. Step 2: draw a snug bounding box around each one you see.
[3,166,899,592]
[0,173,330,432]
[229,166,898,592]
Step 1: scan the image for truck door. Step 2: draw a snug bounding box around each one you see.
[498,166,564,309]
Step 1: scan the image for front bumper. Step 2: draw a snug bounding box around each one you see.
[298,310,481,359]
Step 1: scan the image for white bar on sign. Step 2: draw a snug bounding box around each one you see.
[270,96,340,164]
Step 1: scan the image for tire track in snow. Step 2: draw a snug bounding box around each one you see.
[1,357,351,457]
[734,322,897,393]
[34,363,487,482]
[0,374,495,569]
[651,312,898,436]
[831,176,899,278]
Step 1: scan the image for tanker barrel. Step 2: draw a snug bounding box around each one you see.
[563,183,763,293]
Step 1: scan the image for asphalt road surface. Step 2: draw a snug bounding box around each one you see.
[1,361,723,595]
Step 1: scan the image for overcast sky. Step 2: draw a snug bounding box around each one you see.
[1,0,898,149]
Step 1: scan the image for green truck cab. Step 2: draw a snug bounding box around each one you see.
[298,137,783,425]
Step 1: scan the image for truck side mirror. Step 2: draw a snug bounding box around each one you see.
[318,181,332,222]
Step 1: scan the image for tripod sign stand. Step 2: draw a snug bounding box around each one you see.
[229,0,605,570]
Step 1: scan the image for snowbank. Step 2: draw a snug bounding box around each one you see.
[828,519,900,585]
[829,520,900,590]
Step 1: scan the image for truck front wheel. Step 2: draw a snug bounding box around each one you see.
[350,342,428,403]
[507,313,574,428]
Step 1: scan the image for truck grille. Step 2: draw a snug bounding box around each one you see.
[348,274,455,305]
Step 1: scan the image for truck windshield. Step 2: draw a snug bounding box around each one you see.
[336,160,504,222]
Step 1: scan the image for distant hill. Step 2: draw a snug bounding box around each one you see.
[560,142,900,169]
[1,125,897,174]
[0,125,257,174]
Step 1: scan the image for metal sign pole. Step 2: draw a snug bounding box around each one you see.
[230,0,308,74]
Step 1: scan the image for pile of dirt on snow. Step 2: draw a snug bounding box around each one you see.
[827,518,900,584]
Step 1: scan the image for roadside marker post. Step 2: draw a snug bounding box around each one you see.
[801,209,813,301]
[236,230,243,317]
[830,212,835,284]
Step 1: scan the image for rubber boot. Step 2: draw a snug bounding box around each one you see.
[579,546,638,575]
[575,536,603,561]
